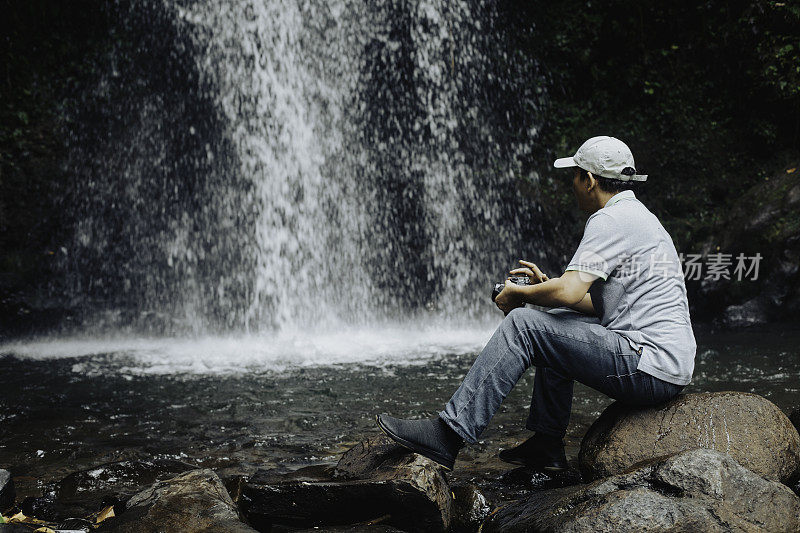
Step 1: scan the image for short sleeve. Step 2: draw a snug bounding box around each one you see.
[565,212,624,280]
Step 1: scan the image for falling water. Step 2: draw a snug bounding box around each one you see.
[55,0,547,337]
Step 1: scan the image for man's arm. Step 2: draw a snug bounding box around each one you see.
[495,270,598,312]
[568,293,595,315]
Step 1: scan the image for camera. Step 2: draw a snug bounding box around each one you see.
[491,276,532,302]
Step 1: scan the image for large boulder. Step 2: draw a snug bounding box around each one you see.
[580,392,800,483]
[482,448,800,532]
[97,468,257,532]
[240,435,452,532]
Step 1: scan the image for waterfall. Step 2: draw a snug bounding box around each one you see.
[58,0,546,335]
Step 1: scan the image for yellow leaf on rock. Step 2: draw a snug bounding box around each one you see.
[787,167,796,173]
[7,511,48,525]
[96,504,116,523]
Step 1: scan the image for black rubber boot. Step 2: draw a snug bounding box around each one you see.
[376,414,464,470]
[498,433,568,472]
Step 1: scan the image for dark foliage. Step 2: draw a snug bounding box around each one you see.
[504,0,800,250]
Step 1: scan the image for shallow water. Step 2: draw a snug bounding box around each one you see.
[1,322,799,499]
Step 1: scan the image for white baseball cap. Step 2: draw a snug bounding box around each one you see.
[554,136,647,182]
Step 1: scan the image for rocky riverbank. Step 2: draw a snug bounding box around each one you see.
[2,392,799,532]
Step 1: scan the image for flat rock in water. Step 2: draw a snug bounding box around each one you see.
[241,434,452,532]
[0,469,14,512]
[579,391,800,483]
[482,448,800,532]
[97,468,257,533]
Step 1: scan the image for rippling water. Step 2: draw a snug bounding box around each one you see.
[1,322,798,500]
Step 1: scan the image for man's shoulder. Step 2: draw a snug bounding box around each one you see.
[601,198,659,227]
[583,210,617,234]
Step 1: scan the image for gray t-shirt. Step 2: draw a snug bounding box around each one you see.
[565,190,696,385]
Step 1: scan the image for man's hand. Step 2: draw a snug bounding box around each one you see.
[497,269,599,313]
[509,260,549,283]
[494,279,525,314]
[495,260,548,314]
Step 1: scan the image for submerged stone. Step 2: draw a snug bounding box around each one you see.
[579,391,800,483]
[482,448,800,532]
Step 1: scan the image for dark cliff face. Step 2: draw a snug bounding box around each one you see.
[692,160,800,325]
[1,1,799,334]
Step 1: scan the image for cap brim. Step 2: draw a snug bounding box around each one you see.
[553,156,577,169]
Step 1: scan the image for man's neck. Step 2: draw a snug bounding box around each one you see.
[597,190,618,209]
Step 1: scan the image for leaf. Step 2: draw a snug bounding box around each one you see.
[7,511,48,525]
[787,168,797,173]
[96,504,116,523]
[34,528,56,533]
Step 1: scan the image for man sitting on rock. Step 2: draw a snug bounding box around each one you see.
[377,136,696,471]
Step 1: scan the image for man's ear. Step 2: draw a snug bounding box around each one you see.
[586,171,597,192]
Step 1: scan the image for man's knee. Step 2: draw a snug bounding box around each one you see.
[505,307,550,329]
[499,308,551,366]
[501,307,553,342]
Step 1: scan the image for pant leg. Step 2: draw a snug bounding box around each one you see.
[439,307,653,444]
[525,367,574,438]
[524,308,603,437]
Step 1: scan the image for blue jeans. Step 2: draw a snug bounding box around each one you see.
[439,307,685,444]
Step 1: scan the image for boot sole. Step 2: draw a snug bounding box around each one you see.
[376,415,455,471]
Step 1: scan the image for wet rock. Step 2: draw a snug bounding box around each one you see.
[97,468,256,533]
[720,297,770,327]
[496,465,582,492]
[482,448,800,532]
[56,517,96,531]
[449,483,491,533]
[579,392,800,483]
[241,435,452,532]
[21,495,67,522]
[0,525,33,532]
[19,492,121,525]
[333,435,410,480]
[52,458,194,517]
[0,469,14,511]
